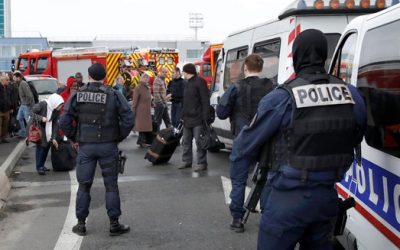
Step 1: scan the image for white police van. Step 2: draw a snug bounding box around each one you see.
[210,0,394,146]
[329,3,400,250]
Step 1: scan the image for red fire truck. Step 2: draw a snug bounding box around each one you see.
[194,44,223,89]
[15,47,179,88]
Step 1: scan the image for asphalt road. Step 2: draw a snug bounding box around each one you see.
[0,133,261,250]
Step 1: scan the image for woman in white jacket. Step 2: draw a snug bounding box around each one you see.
[31,94,64,175]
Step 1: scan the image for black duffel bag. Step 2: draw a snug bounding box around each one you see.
[51,141,77,171]
[198,123,225,152]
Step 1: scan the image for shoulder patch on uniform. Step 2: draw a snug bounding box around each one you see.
[76,92,107,104]
[291,83,354,108]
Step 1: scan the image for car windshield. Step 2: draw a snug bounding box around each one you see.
[29,79,58,95]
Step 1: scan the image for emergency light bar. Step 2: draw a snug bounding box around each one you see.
[279,0,396,19]
[53,46,109,57]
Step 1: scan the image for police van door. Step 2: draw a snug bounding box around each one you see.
[210,46,249,146]
[330,19,400,250]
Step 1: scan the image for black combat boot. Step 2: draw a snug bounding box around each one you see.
[72,220,87,236]
[109,218,130,236]
[230,218,244,233]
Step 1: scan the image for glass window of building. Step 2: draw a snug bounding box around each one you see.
[187,49,203,59]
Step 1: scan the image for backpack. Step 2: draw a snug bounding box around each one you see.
[27,81,39,104]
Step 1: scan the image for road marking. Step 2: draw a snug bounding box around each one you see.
[53,170,83,250]
[220,176,260,211]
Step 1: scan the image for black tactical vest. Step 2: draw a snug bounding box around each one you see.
[234,77,274,121]
[271,74,359,174]
[76,83,119,143]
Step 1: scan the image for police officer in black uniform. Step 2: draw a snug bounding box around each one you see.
[216,54,274,232]
[229,29,366,249]
[60,63,134,236]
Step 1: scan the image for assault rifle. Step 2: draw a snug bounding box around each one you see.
[334,197,355,236]
[243,142,271,224]
[117,150,127,174]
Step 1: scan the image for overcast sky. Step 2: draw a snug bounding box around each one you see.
[11,0,293,42]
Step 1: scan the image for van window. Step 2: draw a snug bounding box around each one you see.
[36,57,48,74]
[202,63,211,77]
[212,59,222,92]
[325,34,341,71]
[332,33,358,83]
[253,39,281,82]
[357,19,400,157]
[224,47,248,89]
[195,64,201,74]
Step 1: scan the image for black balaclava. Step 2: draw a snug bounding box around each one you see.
[292,29,328,75]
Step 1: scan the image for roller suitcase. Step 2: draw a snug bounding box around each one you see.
[145,124,183,165]
[51,141,77,171]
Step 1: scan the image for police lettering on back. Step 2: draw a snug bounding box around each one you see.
[292,83,354,108]
[77,92,107,104]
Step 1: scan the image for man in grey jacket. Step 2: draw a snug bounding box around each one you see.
[14,71,34,138]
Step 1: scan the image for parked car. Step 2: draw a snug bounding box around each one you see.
[24,75,58,101]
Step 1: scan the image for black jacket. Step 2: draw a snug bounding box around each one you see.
[182,75,210,128]
[167,77,185,103]
[0,84,12,113]
[10,82,20,112]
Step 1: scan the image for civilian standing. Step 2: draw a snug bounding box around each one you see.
[167,67,185,127]
[0,75,13,143]
[153,67,172,130]
[31,93,64,175]
[14,71,34,138]
[132,73,153,147]
[60,76,77,103]
[75,72,85,87]
[179,63,210,172]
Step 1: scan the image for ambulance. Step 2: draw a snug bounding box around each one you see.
[210,0,394,146]
[329,3,400,249]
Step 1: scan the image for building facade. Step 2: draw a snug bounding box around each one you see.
[0,37,49,71]
[0,0,11,38]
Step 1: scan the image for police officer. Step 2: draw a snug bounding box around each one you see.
[60,63,134,236]
[216,54,274,232]
[229,29,366,249]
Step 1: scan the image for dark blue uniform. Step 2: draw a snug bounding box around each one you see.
[217,76,274,222]
[230,30,367,249]
[231,84,365,249]
[60,82,134,221]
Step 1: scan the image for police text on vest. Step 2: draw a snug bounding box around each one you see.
[292,84,354,108]
[77,92,107,104]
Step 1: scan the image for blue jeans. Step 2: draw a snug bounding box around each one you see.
[76,142,121,220]
[35,144,50,171]
[229,158,254,219]
[17,105,30,137]
[257,186,338,250]
[171,102,183,128]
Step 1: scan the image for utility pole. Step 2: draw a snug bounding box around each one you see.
[189,13,204,41]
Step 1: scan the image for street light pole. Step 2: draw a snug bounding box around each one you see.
[189,13,204,40]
